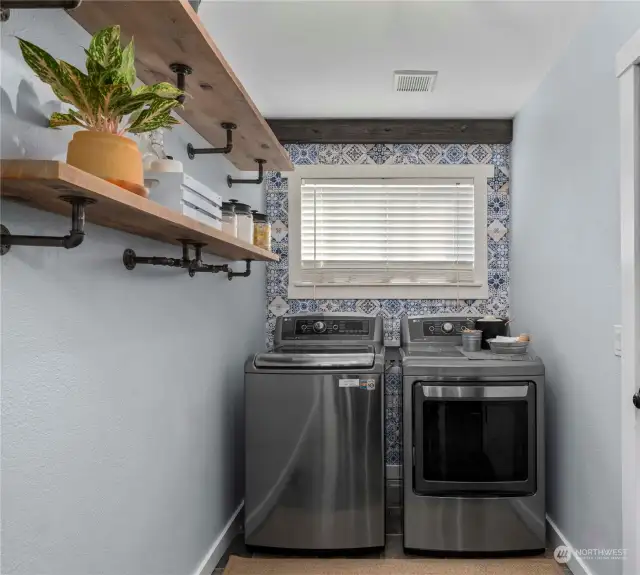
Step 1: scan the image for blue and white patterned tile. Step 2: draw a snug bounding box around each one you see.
[391,144,420,165]
[488,219,508,242]
[366,144,395,165]
[384,319,401,343]
[356,299,382,315]
[488,238,509,270]
[468,144,492,164]
[485,296,509,317]
[442,144,466,164]
[268,296,290,317]
[267,267,287,297]
[385,372,402,395]
[336,299,358,312]
[271,235,289,257]
[491,144,510,168]
[318,144,343,165]
[266,318,277,349]
[265,171,287,192]
[488,269,509,296]
[417,143,444,164]
[271,220,288,242]
[287,144,319,165]
[404,300,424,317]
[341,144,370,164]
[297,300,320,313]
[487,192,509,220]
[381,299,406,318]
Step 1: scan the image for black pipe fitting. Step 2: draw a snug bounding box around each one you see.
[187,123,236,159]
[227,259,252,280]
[170,63,192,105]
[227,159,266,188]
[0,196,95,255]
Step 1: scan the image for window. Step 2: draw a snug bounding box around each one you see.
[288,165,492,299]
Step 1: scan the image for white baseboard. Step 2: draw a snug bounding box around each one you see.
[546,515,593,575]
[192,501,244,575]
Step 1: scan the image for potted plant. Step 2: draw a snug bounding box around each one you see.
[17,25,184,196]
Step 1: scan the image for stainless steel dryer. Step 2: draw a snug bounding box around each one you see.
[401,316,545,555]
[245,313,385,550]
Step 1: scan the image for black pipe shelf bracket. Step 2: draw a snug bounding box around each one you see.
[187,123,236,160]
[1,195,95,255]
[227,158,266,188]
[1,0,82,22]
[123,242,252,281]
[170,63,192,105]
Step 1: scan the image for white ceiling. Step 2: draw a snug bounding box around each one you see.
[199,1,595,119]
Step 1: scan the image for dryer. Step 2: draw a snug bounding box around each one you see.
[401,316,546,555]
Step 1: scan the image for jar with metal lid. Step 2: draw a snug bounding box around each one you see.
[252,210,271,251]
[221,202,237,237]
[229,199,253,244]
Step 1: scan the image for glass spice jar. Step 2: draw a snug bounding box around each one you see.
[252,211,271,251]
[221,201,237,238]
[229,200,253,244]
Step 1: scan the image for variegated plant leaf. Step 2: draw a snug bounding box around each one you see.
[127,99,181,133]
[57,60,100,124]
[87,25,122,72]
[132,82,183,100]
[49,111,85,129]
[17,38,65,92]
[119,39,136,86]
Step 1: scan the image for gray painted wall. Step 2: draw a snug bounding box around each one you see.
[1,10,265,575]
[511,4,640,574]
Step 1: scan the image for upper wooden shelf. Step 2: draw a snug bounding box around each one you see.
[68,0,293,172]
[0,160,279,262]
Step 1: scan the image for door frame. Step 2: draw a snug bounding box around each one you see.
[618,27,640,575]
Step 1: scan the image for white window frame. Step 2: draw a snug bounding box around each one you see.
[288,164,493,300]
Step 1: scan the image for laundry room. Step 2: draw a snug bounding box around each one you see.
[1,2,640,575]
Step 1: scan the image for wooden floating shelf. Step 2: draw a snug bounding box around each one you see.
[69,0,293,172]
[0,160,279,263]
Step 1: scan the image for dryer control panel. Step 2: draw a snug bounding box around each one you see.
[403,316,477,344]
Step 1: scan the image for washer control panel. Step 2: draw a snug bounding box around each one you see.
[294,318,370,336]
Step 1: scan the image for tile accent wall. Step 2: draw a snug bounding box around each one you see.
[265,143,510,465]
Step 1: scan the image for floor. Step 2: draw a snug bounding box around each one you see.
[215,482,572,574]
[212,533,573,574]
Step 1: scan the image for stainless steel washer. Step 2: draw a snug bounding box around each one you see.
[401,316,546,554]
[245,313,385,550]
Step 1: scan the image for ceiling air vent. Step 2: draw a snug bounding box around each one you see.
[394,70,438,93]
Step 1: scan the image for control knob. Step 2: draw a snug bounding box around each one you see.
[442,322,454,334]
[313,321,326,333]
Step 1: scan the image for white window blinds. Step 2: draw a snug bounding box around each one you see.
[299,178,476,286]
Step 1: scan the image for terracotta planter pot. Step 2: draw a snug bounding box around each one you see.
[66,131,145,195]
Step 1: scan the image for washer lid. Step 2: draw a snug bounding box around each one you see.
[255,346,375,369]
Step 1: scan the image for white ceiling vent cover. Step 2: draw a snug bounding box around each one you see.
[394,70,438,93]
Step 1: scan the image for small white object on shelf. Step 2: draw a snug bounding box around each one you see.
[145,171,222,230]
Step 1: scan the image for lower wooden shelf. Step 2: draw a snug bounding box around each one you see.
[0,160,278,262]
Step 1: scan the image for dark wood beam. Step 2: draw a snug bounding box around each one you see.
[266,119,513,145]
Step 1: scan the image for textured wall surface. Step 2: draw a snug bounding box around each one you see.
[1,10,265,575]
[511,4,640,575]
[265,143,510,465]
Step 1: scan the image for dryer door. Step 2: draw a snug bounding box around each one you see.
[413,382,536,496]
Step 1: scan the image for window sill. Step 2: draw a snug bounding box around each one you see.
[288,283,489,300]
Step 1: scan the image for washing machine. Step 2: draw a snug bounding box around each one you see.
[245,313,385,550]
